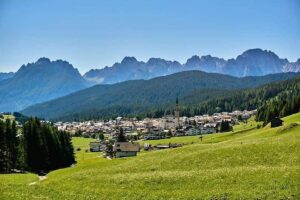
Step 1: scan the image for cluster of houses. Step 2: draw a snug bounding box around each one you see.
[54,109,256,141]
[54,107,256,158]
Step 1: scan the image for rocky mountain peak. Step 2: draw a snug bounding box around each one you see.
[121,56,138,65]
[36,57,51,64]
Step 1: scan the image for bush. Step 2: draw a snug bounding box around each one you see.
[257,124,261,129]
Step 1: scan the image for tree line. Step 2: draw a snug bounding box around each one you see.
[0,118,75,173]
[256,78,300,125]
[146,77,300,125]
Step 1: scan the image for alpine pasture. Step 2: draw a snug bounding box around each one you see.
[1,113,299,199]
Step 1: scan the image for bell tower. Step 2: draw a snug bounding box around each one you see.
[175,97,180,128]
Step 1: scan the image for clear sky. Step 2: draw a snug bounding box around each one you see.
[0,0,299,74]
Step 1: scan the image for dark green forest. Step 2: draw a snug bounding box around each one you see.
[21,71,300,121]
[55,76,300,125]
[256,78,300,125]
[0,118,75,173]
[173,77,300,125]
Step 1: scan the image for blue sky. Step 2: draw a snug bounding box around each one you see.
[0,0,299,74]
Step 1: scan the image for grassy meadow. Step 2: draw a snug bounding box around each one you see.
[72,137,100,162]
[0,113,299,199]
[0,114,15,121]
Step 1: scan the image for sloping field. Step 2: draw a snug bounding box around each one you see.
[1,113,300,199]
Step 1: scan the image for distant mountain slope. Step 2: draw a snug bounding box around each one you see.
[84,49,300,84]
[21,71,300,120]
[0,72,14,82]
[0,58,89,112]
[282,59,300,72]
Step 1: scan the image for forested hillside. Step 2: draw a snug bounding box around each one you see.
[165,77,300,125]
[256,78,300,125]
[21,71,300,121]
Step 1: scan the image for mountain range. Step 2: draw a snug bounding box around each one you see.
[84,49,300,84]
[21,71,300,121]
[0,58,89,111]
[0,48,299,113]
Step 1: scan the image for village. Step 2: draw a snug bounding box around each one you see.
[55,110,256,140]
[54,100,257,158]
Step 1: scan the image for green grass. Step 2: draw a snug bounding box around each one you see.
[72,137,100,162]
[140,116,260,147]
[1,113,300,199]
[232,116,261,132]
[140,135,201,146]
[0,173,38,199]
[283,112,300,124]
[1,114,15,121]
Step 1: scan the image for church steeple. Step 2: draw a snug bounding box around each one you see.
[175,96,180,128]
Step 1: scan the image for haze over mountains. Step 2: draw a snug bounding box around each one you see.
[84,49,300,84]
[0,58,89,111]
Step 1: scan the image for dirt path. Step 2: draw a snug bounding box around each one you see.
[29,176,47,186]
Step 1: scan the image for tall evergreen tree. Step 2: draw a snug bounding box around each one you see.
[0,121,8,172]
[116,127,127,142]
[220,121,231,132]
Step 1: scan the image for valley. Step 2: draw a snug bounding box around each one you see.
[1,1,299,199]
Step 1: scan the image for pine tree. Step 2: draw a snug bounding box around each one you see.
[10,121,18,170]
[0,121,8,172]
[220,121,231,132]
[116,127,127,142]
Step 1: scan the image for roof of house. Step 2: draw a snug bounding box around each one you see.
[114,142,140,152]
